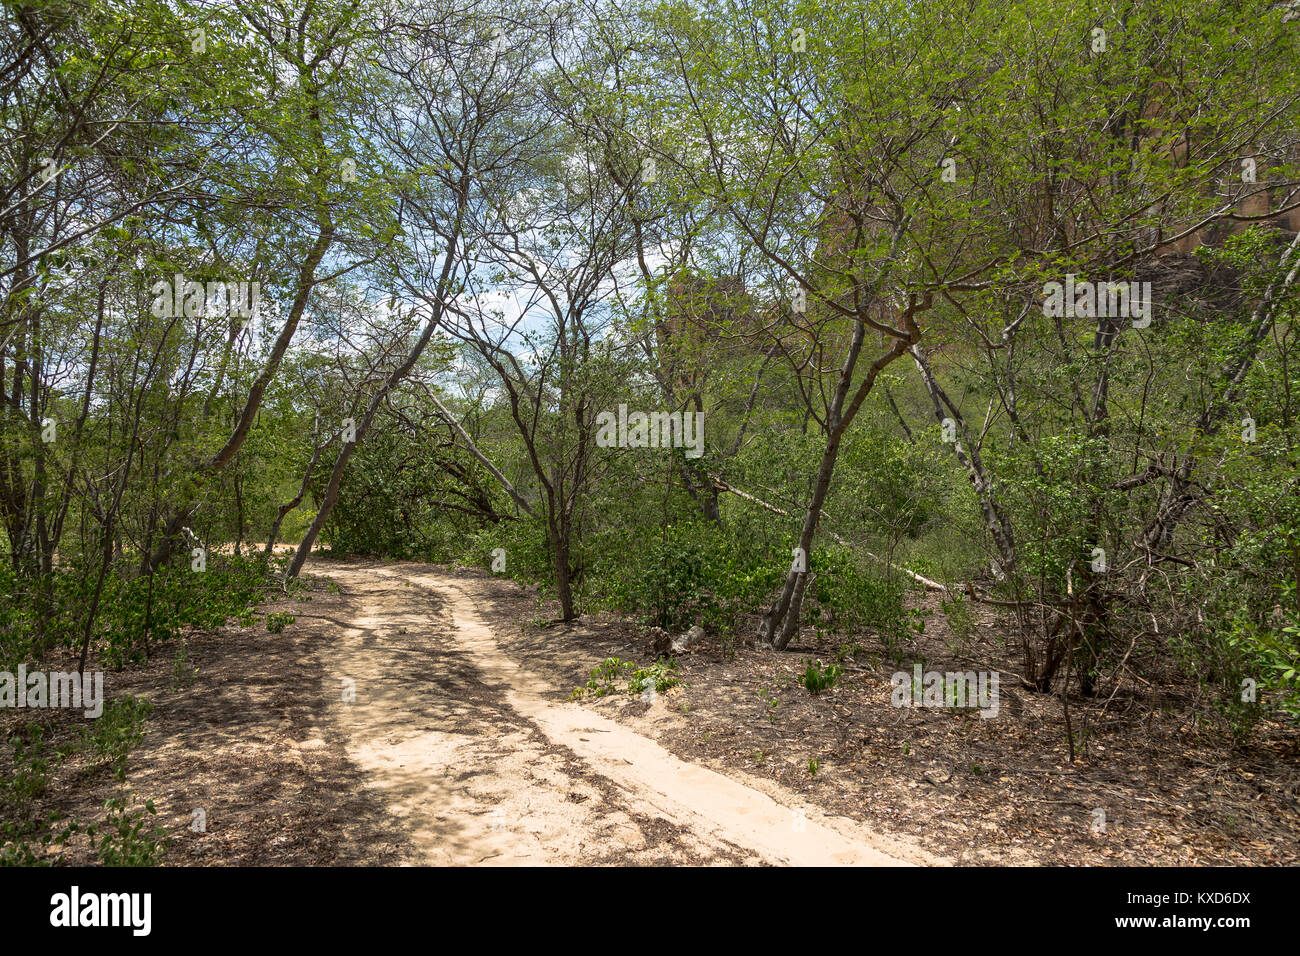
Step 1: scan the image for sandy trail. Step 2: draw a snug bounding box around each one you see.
[312,561,914,866]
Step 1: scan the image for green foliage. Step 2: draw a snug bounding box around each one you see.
[940,594,976,653]
[803,548,923,657]
[1158,232,1300,728]
[574,657,635,698]
[834,422,947,548]
[0,556,270,674]
[464,516,553,588]
[90,797,168,867]
[800,660,842,696]
[594,519,784,633]
[85,696,153,784]
[325,392,503,562]
[0,722,82,865]
[573,656,683,699]
[1,3,1296,880]
[2,699,157,865]
[3,723,51,817]
[627,659,683,697]
[170,645,198,688]
[265,612,296,634]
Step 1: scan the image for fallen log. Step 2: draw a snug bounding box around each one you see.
[708,474,953,593]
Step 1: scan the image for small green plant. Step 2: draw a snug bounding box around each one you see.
[574,657,683,699]
[90,797,168,866]
[170,645,197,688]
[940,594,976,653]
[574,657,634,698]
[5,724,50,809]
[0,811,78,867]
[266,612,295,634]
[85,695,152,783]
[808,757,819,776]
[628,659,682,696]
[800,659,842,696]
[760,687,780,722]
[836,641,865,663]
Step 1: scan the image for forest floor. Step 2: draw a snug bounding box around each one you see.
[19,556,1300,866]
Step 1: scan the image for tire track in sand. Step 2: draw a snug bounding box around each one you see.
[314,561,917,866]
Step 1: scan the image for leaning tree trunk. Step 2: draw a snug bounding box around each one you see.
[762,322,919,650]
[150,224,335,570]
[287,351,425,580]
[911,343,1019,577]
[763,426,846,649]
[265,434,327,559]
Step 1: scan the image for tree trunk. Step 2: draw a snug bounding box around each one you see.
[150,224,335,570]
[911,344,1019,576]
[762,322,919,649]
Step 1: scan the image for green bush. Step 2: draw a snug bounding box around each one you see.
[628,659,682,696]
[803,547,922,656]
[90,797,168,867]
[85,696,153,783]
[594,520,783,633]
[0,555,271,673]
[266,612,296,634]
[800,659,842,696]
[572,656,684,699]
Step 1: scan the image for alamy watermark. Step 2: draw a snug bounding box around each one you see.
[595,404,704,458]
[891,663,999,718]
[150,274,260,319]
[1042,274,1152,328]
[50,886,150,936]
[0,665,104,718]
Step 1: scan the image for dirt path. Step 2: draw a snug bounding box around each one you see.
[310,561,917,866]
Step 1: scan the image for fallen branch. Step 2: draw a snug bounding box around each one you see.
[427,390,537,520]
[708,474,953,593]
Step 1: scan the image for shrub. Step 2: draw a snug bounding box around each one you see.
[800,659,842,696]
[90,797,168,867]
[266,612,295,634]
[595,520,783,634]
[573,657,684,699]
[85,696,153,783]
[803,547,922,656]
